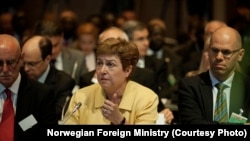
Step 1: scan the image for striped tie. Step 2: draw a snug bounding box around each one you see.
[214,83,228,122]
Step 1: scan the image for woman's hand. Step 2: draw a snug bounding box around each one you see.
[102,93,124,124]
[160,108,174,124]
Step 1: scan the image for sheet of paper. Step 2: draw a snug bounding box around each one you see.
[18,114,37,131]
[229,112,248,124]
[156,113,166,125]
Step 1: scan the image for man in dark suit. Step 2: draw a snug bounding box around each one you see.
[178,26,250,124]
[21,35,75,121]
[32,20,88,92]
[0,34,57,141]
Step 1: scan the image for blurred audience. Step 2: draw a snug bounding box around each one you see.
[229,0,250,76]
[73,22,99,72]
[147,18,182,102]
[186,20,227,77]
[175,14,205,76]
[59,9,79,48]
[115,9,137,28]
[12,9,29,43]
[0,11,19,41]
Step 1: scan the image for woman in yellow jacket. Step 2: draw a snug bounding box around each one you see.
[64,38,158,125]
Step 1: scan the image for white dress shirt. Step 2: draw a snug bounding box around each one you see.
[209,71,234,120]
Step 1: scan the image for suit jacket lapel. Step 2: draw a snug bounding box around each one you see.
[199,72,214,121]
[144,56,154,70]
[15,73,33,122]
[200,71,246,120]
[45,66,57,85]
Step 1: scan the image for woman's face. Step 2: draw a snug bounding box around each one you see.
[96,54,131,92]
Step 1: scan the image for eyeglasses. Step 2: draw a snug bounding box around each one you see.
[23,60,43,68]
[0,58,20,69]
[209,47,242,58]
[0,59,18,69]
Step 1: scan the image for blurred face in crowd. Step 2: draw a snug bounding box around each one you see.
[208,26,244,81]
[204,21,227,44]
[22,36,51,80]
[148,24,165,50]
[78,34,96,55]
[132,28,149,58]
[46,35,63,60]
[60,10,78,38]
[77,23,98,55]
[98,27,129,43]
[0,34,22,88]
[0,12,13,34]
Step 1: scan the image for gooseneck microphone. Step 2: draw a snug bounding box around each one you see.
[72,102,82,113]
[60,96,70,121]
[58,102,82,125]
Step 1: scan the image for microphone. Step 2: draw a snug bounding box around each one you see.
[58,102,82,125]
[71,62,78,79]
[72,102,82,113]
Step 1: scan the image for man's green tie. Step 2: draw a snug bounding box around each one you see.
[214,83,228,122]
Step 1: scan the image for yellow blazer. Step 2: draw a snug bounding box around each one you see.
[64,80,159,124]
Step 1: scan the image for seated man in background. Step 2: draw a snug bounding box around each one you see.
[21,35,75,121]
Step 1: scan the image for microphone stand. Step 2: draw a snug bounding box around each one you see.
[58,102,82,125]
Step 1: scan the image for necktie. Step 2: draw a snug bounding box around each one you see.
[0,89,14,141]
[214,83,228,122]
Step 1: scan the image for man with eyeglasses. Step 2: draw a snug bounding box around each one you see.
[21,35,75,121]
[178,26,250,124]
[0,34,57,141]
